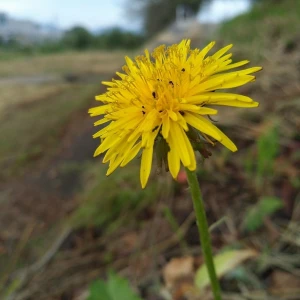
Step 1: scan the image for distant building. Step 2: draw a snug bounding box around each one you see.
[0,12,62,45]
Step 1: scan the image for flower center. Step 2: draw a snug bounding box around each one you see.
[152,83,180,115]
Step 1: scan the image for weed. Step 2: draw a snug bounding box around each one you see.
[244,122,279,189]
[88,271,142,300]
[256,124,279,181]
[242,196,283,233]
[69,160,167,232]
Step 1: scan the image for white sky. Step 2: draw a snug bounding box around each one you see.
[0,0,250,31]
[0,0,138,30]
[198,0,251,23]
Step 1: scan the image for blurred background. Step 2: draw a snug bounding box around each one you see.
[0,0,299,299]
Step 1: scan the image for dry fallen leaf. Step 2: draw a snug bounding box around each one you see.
[269,270,300,297]
[163,256,194,290]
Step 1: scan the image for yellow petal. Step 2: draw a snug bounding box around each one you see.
[188,74,255,95]
[167,147,180,179]
[162,115,170,139]
[178,104,201,113]
[207,100,259,108]
[103,133,132,162]
[95,134,121,155]
[186,93,259,108]
[168,110,178,121]
[176,112,189,131]
[236,66,262,76]
[88,105,112,116]
[216,75,255,89]
[186,93,254,104]
[116,71,126,79]
[169,121,195,167]
[140,146,153,188]
[106,154,124,175]
[94,118,110,126]
[212,44,233,59]
[101,81,115,87]
[184,112,222,141]
[121,141,142,167]
[196,116,237,152]
[218,60,249,72]
[181,128,196,171]
[197,107,218,115]
[198,41,215,60]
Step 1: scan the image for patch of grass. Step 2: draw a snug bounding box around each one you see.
[69,159,167,232]
[0,83,70,117]
[220,0,300,38]
[58,161,90,175]
[0,50,31,61]
[256,124,279,180]
[244,122,279,189]
[0,51,125,77]
[0,83,99,177]
[219,0,300,60]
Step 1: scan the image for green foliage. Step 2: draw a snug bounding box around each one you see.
[0,278,22,299]
[256,125,279,179]
[70,160,164,230]
[95,27,145,50]
[243,197,283,232]
[0,26,144,55]
[219,0,300,58]
[88,272,142,300]
[244,123,279,186]
[0,38,37,57]
[37,40,65,53]
[63,26,94,50]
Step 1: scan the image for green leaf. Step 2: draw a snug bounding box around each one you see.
[88,271,142,300]
[195,249,257,290]
[88,279,111,300]
[243,197,283,232]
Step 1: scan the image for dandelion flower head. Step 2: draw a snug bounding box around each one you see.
[89,40,261,188]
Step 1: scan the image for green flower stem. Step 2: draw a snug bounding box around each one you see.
[185,168,222,300]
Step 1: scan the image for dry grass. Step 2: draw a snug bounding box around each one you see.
[0,50,125,177]
[0,51,126,119]
[0,83,71,117]
[0,83,99,174]
[0,51,125,77]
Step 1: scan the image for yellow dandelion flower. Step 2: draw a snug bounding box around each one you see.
[89,39,261,188]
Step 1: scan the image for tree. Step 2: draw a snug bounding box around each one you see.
[63,26,93,50]
[94,27,145,50]
[128,0,206,38]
